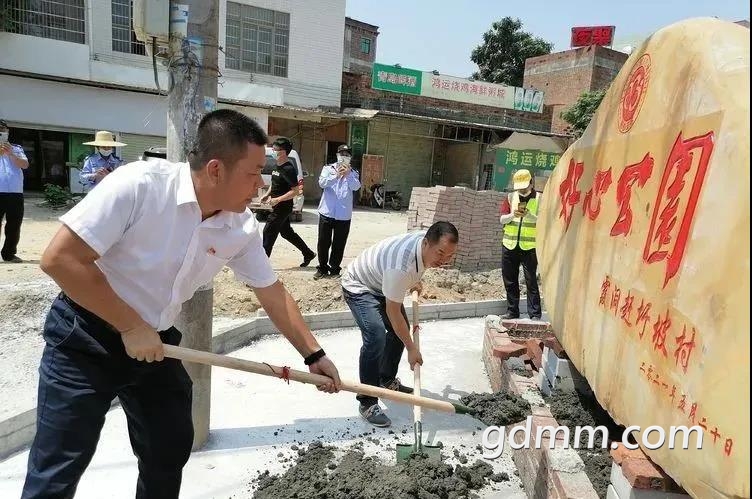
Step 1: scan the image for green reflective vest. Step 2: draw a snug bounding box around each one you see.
[502,192,539,251]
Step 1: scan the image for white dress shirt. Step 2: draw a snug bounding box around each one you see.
[59,159,277,331]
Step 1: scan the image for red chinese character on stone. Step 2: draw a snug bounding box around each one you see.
[599,275,611,306]
[724,438,733,456]
[610,286,621,315]
[470,84,479,94]
[669,385,676,403]
[488,87,497,97]
[558,159,584,231]
[572,27,593,46]
[451,81,461,91]
[611,153,654,237]
[674,325,697,374]
[461,82,469,93]
[636,299,652,339]
[592,27,613,46]
[652,310,671,357]
[432,77,441,89]
[688,402,698,424]
[710,427,721,444]
[620,292,635,326]
[639,362,646,373]
[582,167,612,221]
[643,131,715,288]
[698,417,708,431]
[646,365,654,382]
[678,394,687,413]
[479,86,487,96]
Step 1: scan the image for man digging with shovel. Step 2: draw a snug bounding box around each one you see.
[21,109,341,499]
[341,221,458,427]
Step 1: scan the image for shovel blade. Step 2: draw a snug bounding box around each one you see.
[395,443,442,463]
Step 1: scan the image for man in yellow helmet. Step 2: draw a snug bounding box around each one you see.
[498,169,542,320]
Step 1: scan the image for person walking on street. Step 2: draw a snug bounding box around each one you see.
[80,131,126,190]
[499,169,542,320]
[314,144,361,280]
[261,137,316,266]
[0,119,29,263]
[21,110,341,499]
[341,222,458,427]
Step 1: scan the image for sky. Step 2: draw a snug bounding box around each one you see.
[345,0,750,78]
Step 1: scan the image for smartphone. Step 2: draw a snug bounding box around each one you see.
[517,201,527,213]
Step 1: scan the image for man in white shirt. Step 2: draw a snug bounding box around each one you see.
[21,109,341,499]
[341,221,458,427]
[0,119,30,263]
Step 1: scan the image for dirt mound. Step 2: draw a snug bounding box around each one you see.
[253,442,496,499]
[460,391,532,427]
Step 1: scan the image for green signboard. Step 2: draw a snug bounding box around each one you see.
[371,63,423,95]
[493,148,562,191]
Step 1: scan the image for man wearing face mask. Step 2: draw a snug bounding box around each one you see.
[314,144,361,280]
[260,137,316,265]
[498,169,542,320]
[80,131,126,190]
[0,119,30,263]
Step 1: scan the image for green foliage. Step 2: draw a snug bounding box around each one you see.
[560,89,607,138]
[43,184,74,209]
[471,17,553,87]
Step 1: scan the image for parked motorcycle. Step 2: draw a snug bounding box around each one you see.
[370,183,403,211]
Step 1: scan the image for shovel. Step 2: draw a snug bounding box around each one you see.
[396,291,443,462]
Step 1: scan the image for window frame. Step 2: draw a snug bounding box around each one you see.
[225,2,290,78]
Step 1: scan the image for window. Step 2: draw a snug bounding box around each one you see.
[112,0,146,55]
[225,2,289,77]
[4,0,86,44]
[360,37,371,54]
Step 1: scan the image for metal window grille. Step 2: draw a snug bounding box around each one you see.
[4,0,86,44]
[360,37,370,54]
[112,0,145,55]
[225,2,289,77]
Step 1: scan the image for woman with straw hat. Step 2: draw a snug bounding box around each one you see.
[81,131,126,189]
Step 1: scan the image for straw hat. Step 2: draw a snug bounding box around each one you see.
[83,131,126,147]
[513,169,532,190]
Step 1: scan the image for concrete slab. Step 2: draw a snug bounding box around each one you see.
[0,317,525,498]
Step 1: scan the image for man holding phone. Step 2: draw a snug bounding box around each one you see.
[0,119,29,263]
[499,169,542,320]
[80,131,126,190]
[314,144,361,280]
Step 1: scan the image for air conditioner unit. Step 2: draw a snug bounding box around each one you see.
[132,0,170,57]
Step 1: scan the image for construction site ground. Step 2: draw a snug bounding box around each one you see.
[0,200,512,419]
[0,318,528,499]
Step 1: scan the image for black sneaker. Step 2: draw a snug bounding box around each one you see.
[300,252,316,268]
[327,271,340,279]
[381,377,414,394]
[2,256,22,263]
[529,315,542,321]
[359,404,391,427]
[313,270,327,280]
[501,312,519,320]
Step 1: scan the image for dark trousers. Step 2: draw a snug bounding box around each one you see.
[22,294,194,499]
[501,245,542,318]
[316,214,351,275]
[262,204,314,258]
[0,192,24,260]
[343,288,409,407]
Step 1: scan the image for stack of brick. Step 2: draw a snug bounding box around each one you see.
[407,186,506,271]
[608,444,689,499]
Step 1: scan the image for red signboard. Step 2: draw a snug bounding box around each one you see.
[571,26,616,47]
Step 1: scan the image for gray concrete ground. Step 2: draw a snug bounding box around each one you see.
[0,317,526,498]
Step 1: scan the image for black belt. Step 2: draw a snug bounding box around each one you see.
[58,292,119,332]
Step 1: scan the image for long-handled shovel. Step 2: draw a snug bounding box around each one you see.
[162,346,474,418]
[395,291,443,462]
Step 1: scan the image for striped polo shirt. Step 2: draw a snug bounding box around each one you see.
[341,230,426,302]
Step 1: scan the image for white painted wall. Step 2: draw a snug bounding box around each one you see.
[0,0,345,109]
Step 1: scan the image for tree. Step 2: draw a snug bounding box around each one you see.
[560,90,607,137]
[471,17,553,87]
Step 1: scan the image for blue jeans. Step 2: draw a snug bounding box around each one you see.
[343,288,409,407]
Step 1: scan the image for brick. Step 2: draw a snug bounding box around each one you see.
[621,458,671,490]
[610,443,648,465]
[493,342,527,360]
[526,338,544,369]
[541,335,567,357]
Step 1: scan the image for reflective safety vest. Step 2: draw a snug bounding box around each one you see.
[502,191,539,251]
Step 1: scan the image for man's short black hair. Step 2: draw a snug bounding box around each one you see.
[425,221,459,244]
[189,109,267,171]
[272,137,293,155]
[0,119,8,131]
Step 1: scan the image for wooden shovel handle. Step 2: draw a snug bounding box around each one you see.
[162,344,460,414]
[411,291,422,422]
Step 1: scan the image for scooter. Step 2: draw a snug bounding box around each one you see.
[370,183,403,211]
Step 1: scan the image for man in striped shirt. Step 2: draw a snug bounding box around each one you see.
[341,221,458,427]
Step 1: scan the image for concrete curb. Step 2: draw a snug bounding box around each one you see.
[0,299,508,461]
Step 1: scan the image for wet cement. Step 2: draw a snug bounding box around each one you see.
[460,392,532,427]
[253,441,498,499]
[547,389,618,499]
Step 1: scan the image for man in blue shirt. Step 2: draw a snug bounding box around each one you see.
[0,119,30,263]
[80,131,126,190]
[314,144,361,280]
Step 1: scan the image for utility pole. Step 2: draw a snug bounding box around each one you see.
[167,0,219,451]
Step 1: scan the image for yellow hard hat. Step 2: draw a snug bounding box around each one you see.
[513,169,532,190]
